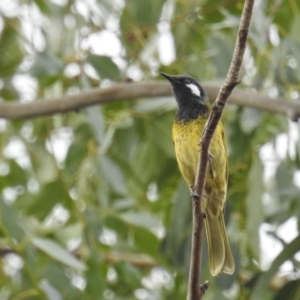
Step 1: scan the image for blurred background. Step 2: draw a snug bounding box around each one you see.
[0,0,300,299]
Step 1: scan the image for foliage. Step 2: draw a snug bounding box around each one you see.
[0,0,300,299]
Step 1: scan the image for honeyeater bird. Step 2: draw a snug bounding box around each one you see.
[161,73,235,276]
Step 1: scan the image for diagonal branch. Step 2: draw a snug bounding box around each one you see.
[0,82,299,120]
[187,0,255,299]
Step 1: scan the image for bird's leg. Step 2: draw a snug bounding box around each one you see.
[190,186,208,219]
[189,185,200,199]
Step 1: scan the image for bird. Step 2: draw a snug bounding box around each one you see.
[161,72,235,276]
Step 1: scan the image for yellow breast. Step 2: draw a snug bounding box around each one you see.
[172,116,228,215]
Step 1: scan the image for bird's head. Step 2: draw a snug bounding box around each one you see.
[160,73,208,106]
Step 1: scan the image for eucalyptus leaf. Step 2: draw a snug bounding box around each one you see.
[30,52,64,78]
[40,281,63,300]
[32,238,86,271]
[86,55,120,80]
[246,158,264,257]
[1,0,300,298]
[250,235,300,300]
[0,21,24,77]
[120,211,160,230]
[0,198,25,242]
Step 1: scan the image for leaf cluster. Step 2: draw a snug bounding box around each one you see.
[0,0,300,299]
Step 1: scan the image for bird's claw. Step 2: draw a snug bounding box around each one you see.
[209,152,214,159]
[190,190,200,199]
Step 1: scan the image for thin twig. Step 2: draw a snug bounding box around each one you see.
[0,82,299,120]
[187,1,255,299]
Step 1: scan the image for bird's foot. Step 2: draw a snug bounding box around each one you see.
[190,190,200,199]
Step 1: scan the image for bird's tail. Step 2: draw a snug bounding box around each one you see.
[204,213,235,276]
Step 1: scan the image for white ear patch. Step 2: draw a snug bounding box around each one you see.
[186,83,201,97]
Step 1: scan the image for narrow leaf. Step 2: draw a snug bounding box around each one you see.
[32,238,86,271]
[250,235,300,300]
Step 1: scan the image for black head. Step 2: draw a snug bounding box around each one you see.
[161,73,209,121]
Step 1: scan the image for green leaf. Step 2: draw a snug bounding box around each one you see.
[5,159,28,186]
[250,235,300,300]
[0,198,25,242]
[133,227,159,256]
[208,34,232,78]
[65,122,94,177]
[42,263,84,299]
[121,0,163,24]
[65,142,88,177]
[275,161,300,202]
[0,78,19,101]
[0,20,24,77]
[54,223,82,244]
[120,211,160,230]
[85,251,107,296]
[27,180,73,219]
[104,215,128,240]
[114,261,141,289]
[30,52,64,86]
[84,208,103,241]
[162,180,192,271]
[86,55,120,80]
[290,15,300,43]
[240,108,262,133]
[30,52,64,77]
[40,281,63,300]
[32,237,86,271]
[273,0,296,33]
[33,0,51,14]
[30,147,58,184]
[98,156,126,195]
[246,158,264,257]
[273,279,300,300]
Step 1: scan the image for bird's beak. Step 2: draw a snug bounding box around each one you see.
[160,72,175,83]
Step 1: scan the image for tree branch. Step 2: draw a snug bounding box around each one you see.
[0,82,299,120]
[187,0,255,299]
[0,247,157,268]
